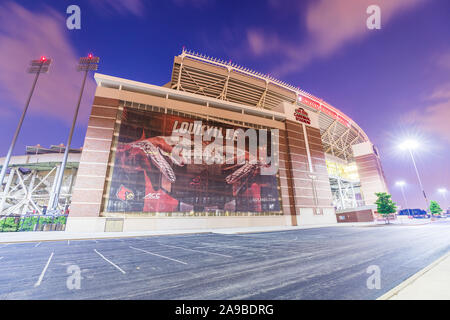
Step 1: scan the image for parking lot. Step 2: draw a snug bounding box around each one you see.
[1,221,449,300]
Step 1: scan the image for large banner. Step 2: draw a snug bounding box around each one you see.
[106,107,280,214]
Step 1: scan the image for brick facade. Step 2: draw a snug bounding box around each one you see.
[69,96,120,217]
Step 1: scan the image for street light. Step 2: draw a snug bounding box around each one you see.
[49,54,99,212]
[395,181,411,218]
[399,139,429,215]
[399,140,419,150]
[0,56,52,187]
[438,188,448,211]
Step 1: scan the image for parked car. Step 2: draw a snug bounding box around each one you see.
[398,208,431,218]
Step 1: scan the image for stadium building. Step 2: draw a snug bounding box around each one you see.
[0,145,81,216]
[0,50,389,232]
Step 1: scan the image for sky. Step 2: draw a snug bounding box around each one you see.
[0,0,449,210]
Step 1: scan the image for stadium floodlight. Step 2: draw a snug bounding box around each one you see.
[77,54,100,71]
[399,139,429,215]
[49,54,99,212]
[395,181,411,217]
[0,56,52,188]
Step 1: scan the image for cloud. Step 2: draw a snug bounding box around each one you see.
[436,51,450,70]
[429,82,450,100]
[89,0,145,17]
[414,100,450,143]
[245,0,427,76]
[407,82,450,143]
[247,29,282,57]
[0,2,95,123]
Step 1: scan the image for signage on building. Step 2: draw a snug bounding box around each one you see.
[106,108,281,214]
[294,107,311,124]
[298,94,351,128]
[298,94,321,110]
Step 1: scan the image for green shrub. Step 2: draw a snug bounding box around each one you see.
[1,215,68,232]
[0,217,19,232]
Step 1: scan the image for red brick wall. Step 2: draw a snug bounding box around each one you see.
[69,97,120,217]
[278,120,333,224]
[336,209,374,223]
[354,153,389,205]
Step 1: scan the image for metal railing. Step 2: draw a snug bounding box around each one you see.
[0,214,68,232]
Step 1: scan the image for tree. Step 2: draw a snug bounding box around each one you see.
[429,200,443,216]
[375,192,397,224]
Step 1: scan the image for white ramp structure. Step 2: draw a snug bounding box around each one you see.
[0,145,81,215]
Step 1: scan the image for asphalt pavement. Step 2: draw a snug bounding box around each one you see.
[0,221,449,300]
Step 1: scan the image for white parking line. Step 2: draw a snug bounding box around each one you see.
[0,257,3,261]
[94,249,126,274]
[34,242,41,247]
[34,252,54,287]
[67,240,70,245]
[129,246,188,265]
[159,243,232,258]
[260,237,298,243]
[202,243,268,254]
[235,234,271,238]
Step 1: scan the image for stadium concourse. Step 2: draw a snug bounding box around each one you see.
[0,49,389,232]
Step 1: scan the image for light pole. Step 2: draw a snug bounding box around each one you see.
[399,140,430,216]
[49,54,99,213]
[0,56,52,188]
[438,188,448,213]
[396,181,411,218]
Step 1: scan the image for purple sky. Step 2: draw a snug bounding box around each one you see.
[0,0,449,210]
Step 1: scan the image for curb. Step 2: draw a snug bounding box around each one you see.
[0,222,375,243]
[377,250,450,300]
[3,219,432,244]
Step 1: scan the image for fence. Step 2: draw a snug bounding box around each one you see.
[0,214,68,232]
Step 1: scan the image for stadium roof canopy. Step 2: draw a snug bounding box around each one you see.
[1,147,81,171]
[26,144,82,155]
[169,49,369,161]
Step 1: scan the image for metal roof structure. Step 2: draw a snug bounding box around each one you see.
[0,150,80,215]
[26,144,82,155]
[170,49,369,161]
[1,149,81,171]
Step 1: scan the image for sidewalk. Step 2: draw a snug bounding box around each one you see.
[378,251,450,300]
[0,218,437,243]
[0,222,376,243]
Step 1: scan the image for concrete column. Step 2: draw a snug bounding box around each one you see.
[47,165,61,209]
[352,141,389,206]
[69,95,120,218]
[278,101,336,225]
[337,177,345,209]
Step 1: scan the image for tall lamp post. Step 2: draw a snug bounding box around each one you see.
[396,181,411,218]
[438,188,448,213]
[399,140,430,216]
[49,54,99,212]
[0,56,52,188]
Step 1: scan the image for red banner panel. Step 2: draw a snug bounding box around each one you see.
[106,107,281,214]
[298,95,321,110]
